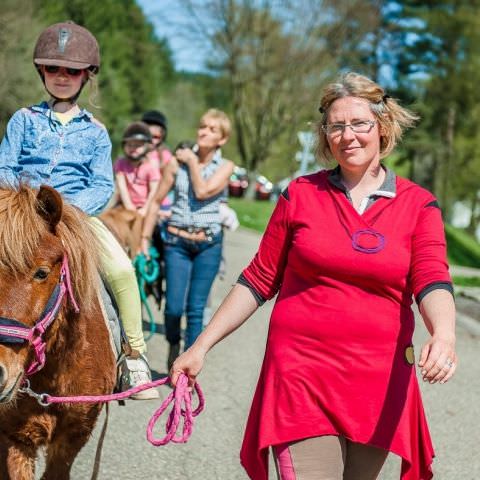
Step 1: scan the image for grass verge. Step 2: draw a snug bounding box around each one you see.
[229,197,275,233]
[452,276,480,287]
[445,224,480,268]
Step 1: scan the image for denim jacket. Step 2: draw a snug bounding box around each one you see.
[0,102,113,215]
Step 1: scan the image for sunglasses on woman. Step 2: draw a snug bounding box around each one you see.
[43,65,84,77]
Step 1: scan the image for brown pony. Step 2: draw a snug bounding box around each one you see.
[0,185,116,480]
[99,205,143,259]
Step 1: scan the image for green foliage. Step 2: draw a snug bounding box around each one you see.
[452,276,480,287]
[445,224,480,268]
[228,197,275,232]
[0,0,45,132]
[389,2,480,220]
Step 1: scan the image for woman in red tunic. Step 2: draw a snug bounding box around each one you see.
[171,72,457,480]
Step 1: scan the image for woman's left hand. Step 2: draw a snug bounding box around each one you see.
[418,334,457,384]
[175,148,197,166]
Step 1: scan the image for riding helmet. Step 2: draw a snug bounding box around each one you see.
[141,110,168,139]
[122,122,153,144]
[34,21,100,73]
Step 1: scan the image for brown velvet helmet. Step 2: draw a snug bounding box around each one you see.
[33,21,100,73]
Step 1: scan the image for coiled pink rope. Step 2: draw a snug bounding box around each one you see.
[20,374,204,446]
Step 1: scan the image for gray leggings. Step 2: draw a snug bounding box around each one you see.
[273,435,389,480]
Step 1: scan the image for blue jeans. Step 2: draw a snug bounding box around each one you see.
[163,229,223,350]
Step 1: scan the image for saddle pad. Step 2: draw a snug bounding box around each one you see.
[97,278,122,358]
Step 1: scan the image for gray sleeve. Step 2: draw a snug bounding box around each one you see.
[416,281,454,305]
[237,273,266,306]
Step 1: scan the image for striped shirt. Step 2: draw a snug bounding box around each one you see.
[169,149,225,234]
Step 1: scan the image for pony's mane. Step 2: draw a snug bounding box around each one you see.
[0,185,101,313]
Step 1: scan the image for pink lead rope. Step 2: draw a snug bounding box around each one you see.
[20,374,204,446]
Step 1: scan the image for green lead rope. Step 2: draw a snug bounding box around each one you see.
[133,246,160,341]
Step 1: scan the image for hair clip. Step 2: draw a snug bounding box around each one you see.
[318,106,325,113]
[382,94,390,102]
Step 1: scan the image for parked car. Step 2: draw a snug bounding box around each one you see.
[229,166,249,198]
[255,175,274,201]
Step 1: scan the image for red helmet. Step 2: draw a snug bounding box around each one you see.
[33,21,100,73]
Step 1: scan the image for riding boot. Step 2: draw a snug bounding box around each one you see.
[167,343,180,372]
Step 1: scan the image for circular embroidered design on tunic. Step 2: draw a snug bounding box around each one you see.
[351,229,385,254]
[404,345,415,365]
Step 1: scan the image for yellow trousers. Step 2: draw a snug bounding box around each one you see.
[89,217,146,353]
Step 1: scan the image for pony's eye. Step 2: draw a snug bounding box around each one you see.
[34,268,50,281]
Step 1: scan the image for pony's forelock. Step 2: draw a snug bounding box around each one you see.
[0,185,101,313]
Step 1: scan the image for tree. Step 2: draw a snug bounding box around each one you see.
[392,1,480,220]
[0,0,45,133]
[172,0,373,175]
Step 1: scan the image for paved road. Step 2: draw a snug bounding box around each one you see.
[36,228,480,479]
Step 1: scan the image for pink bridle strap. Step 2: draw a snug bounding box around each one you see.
[61,254,80,313]
[20,374,204,446]
[0,255,80,375]
[26,255,79,375]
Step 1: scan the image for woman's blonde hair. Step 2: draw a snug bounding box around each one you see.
[316,72,419,164]
[201,109,232,139]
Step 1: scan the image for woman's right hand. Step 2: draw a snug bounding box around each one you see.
[175,148,198,166]
[170,344,207,389]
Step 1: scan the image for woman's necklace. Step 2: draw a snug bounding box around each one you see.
[330,188,387,254]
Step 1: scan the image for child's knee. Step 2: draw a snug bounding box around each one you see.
[103,257,136,283]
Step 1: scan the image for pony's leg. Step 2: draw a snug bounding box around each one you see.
[0,438,36,480]
[0,437,8,479]
[40,428,92,480]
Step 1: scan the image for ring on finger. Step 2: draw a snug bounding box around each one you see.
[444,358,454,369]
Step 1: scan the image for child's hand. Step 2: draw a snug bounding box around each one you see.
[140,237,150,257]
[138,206,147,217]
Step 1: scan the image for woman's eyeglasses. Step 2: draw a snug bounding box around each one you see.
[44,65,84,77]
[322,120,376,137]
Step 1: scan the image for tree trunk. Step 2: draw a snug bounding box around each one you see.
[439,104,456,220]
[467,192,479,235]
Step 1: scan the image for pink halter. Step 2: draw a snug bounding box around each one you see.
[0,255,79,375]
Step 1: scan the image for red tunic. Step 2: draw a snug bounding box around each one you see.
[240,171,451,480]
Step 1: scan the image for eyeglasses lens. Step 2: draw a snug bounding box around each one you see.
[44,65,83,77]
[323,121,374,136]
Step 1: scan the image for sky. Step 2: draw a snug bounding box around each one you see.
[137,0,209,72]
